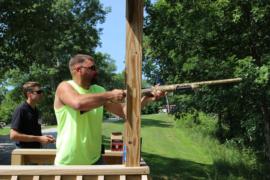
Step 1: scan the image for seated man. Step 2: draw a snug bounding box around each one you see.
[10,81,55,148]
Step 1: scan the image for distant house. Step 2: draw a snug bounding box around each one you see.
[159,105,176,113]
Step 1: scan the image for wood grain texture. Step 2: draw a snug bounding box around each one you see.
[125,0,144,167]
[0,165,149,175]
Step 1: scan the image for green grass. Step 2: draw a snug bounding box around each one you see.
[102,113,268,180]
[0,127,10,136]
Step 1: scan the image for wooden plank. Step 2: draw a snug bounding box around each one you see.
[11,176,18,180]
[125,0,144,167]
[12,149,56,155]
[120,175,126,180]
[0,165,149,175]
[33,176,40,180]
[54,176,61,180]
[141,175,148,180]
[97,175,104,180]
[12,149,119,156]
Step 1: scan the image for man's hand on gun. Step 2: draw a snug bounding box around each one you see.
[109,89,126,103]
[108,85,165,104]
[144,84,166,102]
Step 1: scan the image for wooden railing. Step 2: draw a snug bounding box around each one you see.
[0,149,149,180]
[0,165,149,180]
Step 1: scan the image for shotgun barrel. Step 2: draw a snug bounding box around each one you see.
[141,78,242,96]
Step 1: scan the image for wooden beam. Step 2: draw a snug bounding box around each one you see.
[125,0,144,167]
[12,149,56,155]
[0,165,149,175]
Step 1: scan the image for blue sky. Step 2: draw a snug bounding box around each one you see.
[96,0,126,73]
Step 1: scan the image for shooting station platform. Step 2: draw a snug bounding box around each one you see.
[0,0,148,179]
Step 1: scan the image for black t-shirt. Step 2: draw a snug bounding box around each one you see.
[11,102,42,148]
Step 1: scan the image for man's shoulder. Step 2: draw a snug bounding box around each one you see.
[58,80,71,86]
[56,80,72,90]
[14,102,27,112]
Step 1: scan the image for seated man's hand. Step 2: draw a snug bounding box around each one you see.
[39,135,56,144]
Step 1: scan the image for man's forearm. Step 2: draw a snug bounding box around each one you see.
[10,131,41,143]
[105,102,126,119]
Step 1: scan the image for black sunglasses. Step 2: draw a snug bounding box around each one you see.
[80,65,96,71]
[31,90,43,94]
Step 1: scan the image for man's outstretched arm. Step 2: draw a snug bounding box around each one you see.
[55,81,126,111]
[104,88,165,119]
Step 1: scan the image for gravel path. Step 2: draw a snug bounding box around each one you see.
[0,128,57,165]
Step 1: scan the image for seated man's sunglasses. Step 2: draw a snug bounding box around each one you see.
[29,89,44,94]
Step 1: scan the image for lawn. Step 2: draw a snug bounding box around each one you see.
[0,127,9,136]
[102,113,266,180]
[103,114,213,179]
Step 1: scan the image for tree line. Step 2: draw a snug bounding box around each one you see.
[143,0,270,161]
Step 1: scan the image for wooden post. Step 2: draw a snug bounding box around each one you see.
[125,0,144,167]
[11,154,24,165]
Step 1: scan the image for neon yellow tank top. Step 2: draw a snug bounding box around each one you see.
[54,80,105,165]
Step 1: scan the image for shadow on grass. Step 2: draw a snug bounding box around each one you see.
[105,118,173,128]
[142,152,268,180]
[141,118,173,128]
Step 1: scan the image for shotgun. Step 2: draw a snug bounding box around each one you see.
[141,78,242,96]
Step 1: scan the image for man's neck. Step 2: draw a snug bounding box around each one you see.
[73,77,90,90]
[26,99,37,109]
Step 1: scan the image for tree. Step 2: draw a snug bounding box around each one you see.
[144,0,270,160]
[0,0,124,124]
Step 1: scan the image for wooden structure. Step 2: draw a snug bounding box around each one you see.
[0,0,147,179]
[0,149,149,179]
[10,149,123,165]
[0,165,149,180]
[111,132,123,151]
